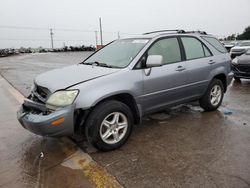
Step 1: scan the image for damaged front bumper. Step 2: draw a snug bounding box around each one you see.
[231,64,250,79]
[227,72,234,85]
[17,98,75,137]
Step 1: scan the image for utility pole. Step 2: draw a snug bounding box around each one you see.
[118,31,120,39]
[94,31,98,47]
[50,28,54,49]
[99,18,103,46]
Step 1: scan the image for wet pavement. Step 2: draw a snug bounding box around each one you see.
[0,52,93,96]
[0,77,95,188]
[0,53,250,188]
[0,75,121,188]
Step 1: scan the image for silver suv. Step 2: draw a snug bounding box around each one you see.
[17,30,233,151]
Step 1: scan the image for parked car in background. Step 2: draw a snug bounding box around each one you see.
[231,48,250,81]
[230,41,250,59]
[17,30,233,151]
[222,41,237,52]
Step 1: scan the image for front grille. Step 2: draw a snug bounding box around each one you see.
[237,65,250,73]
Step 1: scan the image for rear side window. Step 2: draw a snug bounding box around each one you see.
[204,46,211,57]
[202,36,227,53]
[148,37,181,64]
[181,37,211,60]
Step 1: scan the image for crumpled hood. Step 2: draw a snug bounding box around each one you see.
[35,64,120,92]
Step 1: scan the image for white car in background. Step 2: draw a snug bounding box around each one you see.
[222,41,237,52]
[230,41,250,58]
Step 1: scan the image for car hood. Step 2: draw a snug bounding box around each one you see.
[238,54,250,65]
[35,64,120,93]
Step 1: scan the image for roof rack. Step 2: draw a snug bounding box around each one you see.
[143,30,185,35]
[142,30,207,35]
[185,30,207,35]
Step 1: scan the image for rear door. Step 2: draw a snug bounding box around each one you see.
[141,37,189,114]
[180,36,213,98]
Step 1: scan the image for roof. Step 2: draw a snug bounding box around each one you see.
[141,29,209,38]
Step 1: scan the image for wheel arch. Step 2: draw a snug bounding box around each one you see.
[213,73,227,92]
[92,93,142,125]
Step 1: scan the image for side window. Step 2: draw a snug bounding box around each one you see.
[181,37,209,60]
[203,45,212,57]
[148,38,181,64]
[201,36,227,53]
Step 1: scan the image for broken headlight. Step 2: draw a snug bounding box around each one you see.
[46,90,79,110]
[232,58,238,65]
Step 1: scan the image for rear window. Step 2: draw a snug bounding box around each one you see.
[202,36,227,53]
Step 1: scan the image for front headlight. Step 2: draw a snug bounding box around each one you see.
[232,58,238,65]
[46,90,79,109]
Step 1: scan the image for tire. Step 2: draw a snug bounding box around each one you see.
[234,76,241,82]
[199,79,224,111]
[85,100,133,151]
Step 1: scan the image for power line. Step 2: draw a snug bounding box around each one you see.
[0,25,48,30]
[0,25,139,35]
[0,25,140,48]
[0,25,96,33]
[53,28,95,33]
[0,38,94,42]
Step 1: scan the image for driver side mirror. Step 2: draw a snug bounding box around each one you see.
[146,55,163,68]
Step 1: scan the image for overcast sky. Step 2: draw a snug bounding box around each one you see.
[0,0,250,48]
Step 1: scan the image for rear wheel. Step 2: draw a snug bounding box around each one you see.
[199,79,224,111]
[85,100,133,151]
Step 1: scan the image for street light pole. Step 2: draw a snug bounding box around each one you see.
[99,18,103,46]
[94,31,98,47]
[50,28,54,49]
[118,31,120,39]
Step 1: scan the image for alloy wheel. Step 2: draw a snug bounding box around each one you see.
[99,112,128,144]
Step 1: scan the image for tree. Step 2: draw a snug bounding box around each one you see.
[237,26,250,40]
[226,34,236,41]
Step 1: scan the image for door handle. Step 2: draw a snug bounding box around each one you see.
[208,59,216,65]
[175,66,186,72]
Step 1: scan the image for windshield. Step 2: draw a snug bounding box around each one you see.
[83,39,149,68]
[237,42,250,46]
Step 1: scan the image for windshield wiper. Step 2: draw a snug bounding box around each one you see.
[81,61,114,68]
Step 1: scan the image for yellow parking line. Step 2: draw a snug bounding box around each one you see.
[78,157,122,188]
[60,146,122,188]
[0,76,24,103]
[0,75,122,188]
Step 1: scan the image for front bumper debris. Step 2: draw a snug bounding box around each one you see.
[231,64,250,79]
[227,72,234,85]
[17,98,75,137]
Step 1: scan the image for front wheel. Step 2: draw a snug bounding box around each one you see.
[85,100,133,151]
[199,79,224,111]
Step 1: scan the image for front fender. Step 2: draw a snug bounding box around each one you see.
[70,69,143,109]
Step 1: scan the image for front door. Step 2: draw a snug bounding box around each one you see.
[141,37,189,114]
